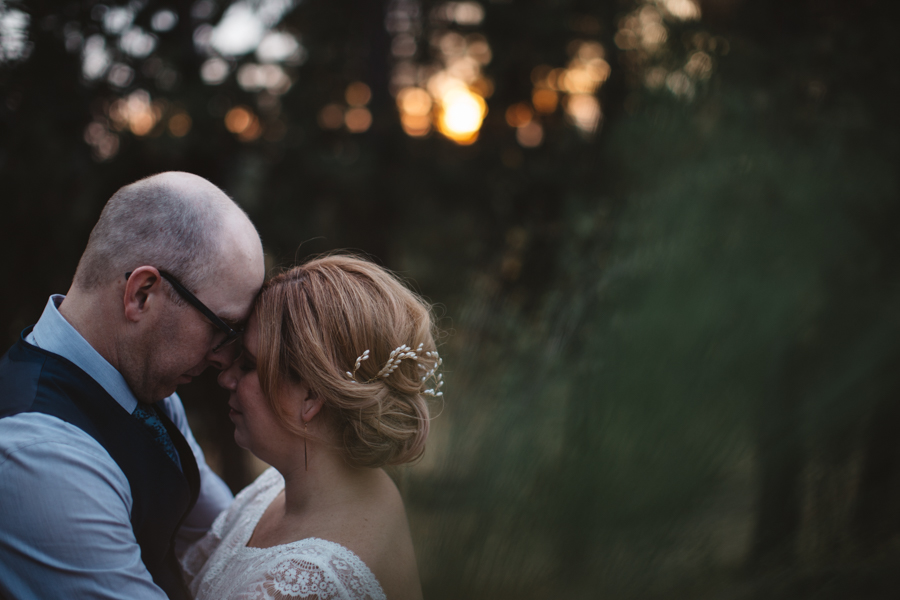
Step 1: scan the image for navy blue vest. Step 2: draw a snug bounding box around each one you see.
[0,330,201,600]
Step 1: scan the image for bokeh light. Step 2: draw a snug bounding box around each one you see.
[345,82,372,107]
[119,26,156,58]
[200,58,230,85]
[63,22,82,53]
[436,88,487,145]
[397,87,433,115]
[82,35,110,80]
[615,0,716,99]
[388,6,493,144]
[505,103,533,128]
[557,43,610,95]
[168,112,192,137]
[207,0,297,59]
[397,87,434,137]
[466,36,492,64]
[237,63,291,94]
[0,5,31,63]
[615,6,668,53]
[433,2,485,26]
[564,94,601,135]
[532,89,558,114]
[150,10,178,33]
[345,107,373,133]
[107,63,134,88]
[193,24,214,55]
[400,114,432,137]
[210,3,266,56]
[523,41,609,136]
[83,121,119,161]
[225,106,262,141]
[392,34,417,58]
[318,104,344,130]
[256,31,304,64]
[516,121,543,148]
[645,66,668,89]
[506,102,542,147]
[108,90,162,136]
[660,0,701,21]
[665,70,694,98]
[684,51,713,79]
[102,6,134,35]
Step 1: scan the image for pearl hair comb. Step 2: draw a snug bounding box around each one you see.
[345,343,444,397]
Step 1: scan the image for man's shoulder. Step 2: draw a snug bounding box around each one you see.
[0,412,132,504]
[0,336,46,414]
[0,412,117,467]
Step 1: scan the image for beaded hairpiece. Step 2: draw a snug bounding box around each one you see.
[345,343,444,397]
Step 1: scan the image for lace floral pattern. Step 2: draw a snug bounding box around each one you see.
[181,468,385,600]
[267,558,338,597]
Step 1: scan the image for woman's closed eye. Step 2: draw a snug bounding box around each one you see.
[235,350,256,373]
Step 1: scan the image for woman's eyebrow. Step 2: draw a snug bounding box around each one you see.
[241,344,257,361]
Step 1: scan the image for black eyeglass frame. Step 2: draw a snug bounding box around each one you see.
[125,269,242,352]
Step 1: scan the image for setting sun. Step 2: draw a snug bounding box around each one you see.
[436,88,487,145]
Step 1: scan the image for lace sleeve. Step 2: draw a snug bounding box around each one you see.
[182,467,284,587]
[234,542,386,600]
[180,527,221,588]
[235,557,342,600]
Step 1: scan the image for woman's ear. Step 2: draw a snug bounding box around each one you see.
[300,386,324,424]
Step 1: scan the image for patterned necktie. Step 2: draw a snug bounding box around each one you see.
[132,403,181,470]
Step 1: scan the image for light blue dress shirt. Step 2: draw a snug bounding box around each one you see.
[0,295,234,599]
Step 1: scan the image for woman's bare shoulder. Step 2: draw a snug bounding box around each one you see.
[328,470,423,600]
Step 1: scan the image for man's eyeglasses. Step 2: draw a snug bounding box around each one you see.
[125,269,242,352]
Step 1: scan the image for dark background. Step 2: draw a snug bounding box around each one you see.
[2,0,900,597]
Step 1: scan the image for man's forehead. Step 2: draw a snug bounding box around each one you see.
[197,268,262,323]
[198,216,264,323]
[220,315,245,329]
[207,300,252,326]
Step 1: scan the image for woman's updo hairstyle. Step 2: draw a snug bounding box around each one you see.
[255,254,440,468]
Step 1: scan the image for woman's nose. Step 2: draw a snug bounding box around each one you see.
[218,364,238,391]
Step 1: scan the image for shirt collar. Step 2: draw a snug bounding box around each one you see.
[29,295,140,414]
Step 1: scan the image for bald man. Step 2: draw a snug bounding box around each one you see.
[0,173,266,599]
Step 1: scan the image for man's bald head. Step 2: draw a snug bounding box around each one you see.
[73,172,254,293]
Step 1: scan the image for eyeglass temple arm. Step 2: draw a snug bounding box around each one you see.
[125,270,239,340]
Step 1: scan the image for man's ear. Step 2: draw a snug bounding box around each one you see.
[123,266,162,323]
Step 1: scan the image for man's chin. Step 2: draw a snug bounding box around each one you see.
[148,384,180,403]
[136,376,195,403]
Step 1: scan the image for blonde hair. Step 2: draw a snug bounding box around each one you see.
[255,254,438,468]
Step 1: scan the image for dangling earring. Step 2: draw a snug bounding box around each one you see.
[303,420,308,471]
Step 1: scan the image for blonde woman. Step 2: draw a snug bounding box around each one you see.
[181,255,441,600]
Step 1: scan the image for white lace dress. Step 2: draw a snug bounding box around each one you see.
[181,468,386,600]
